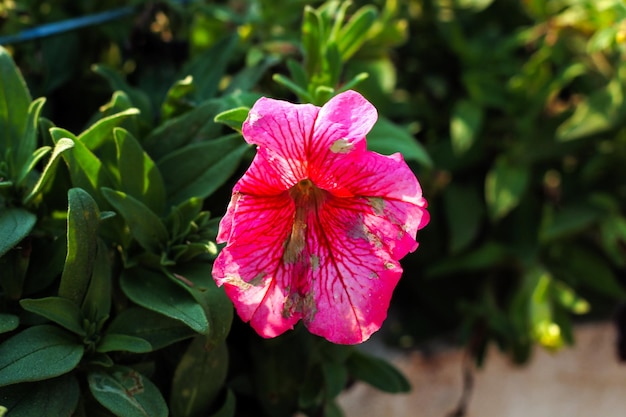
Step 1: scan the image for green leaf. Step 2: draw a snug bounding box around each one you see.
[14,97,46,183]
[157,134,249,205]
[179,34,238,101]
[59,188,100,305]
[88,367,168,417]
[0,46,31,157]
[443,184,484,253]
[427,242,511,277]
[107,307,197,351]
[114,128,166,215]
[0,208,36,258]
[19,296,86,336]
[553,245,626,299]
[214,107,250,132]
[209,389,236,417]
[485,157,530,221]
[170,339,229,417]
[81,239,112,322]
[455,0,495,12]
[450,99,483,155]
[346,350,410,393]
[16,145,50,188]
[0,374,80,417]
[367,117,432,167]
[322,361,348,398]
[120,267,209,334]
[161,75,195,120]
[0,314,18,334]
[23,138,74,205]
[101,188,169,253]
[52,128,115,204]
[336,6,377,61]
[92,64,152,119]
[166,197,203,241]
[168,263,233,348]
[556,79,624,141]
[224,56,280,95]
[539,204,602,241]
[97,333,152,354]
[143,99,227,160]
[78,108,140,151]
[302,6,323,76]
[0,325,83,387]
[323,400,345,417]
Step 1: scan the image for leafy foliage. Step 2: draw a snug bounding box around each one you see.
[0,0,625,416]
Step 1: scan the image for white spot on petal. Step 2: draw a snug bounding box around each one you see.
[330,139,354,154]
[248,111,262,125]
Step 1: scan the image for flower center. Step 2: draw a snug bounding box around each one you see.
[283,179,326,264]
[288,178,326,207]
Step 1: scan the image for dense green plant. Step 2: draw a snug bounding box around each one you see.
[0,1,419,416]
[1,0,626,416]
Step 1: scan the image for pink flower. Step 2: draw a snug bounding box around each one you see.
[212,90,429,344]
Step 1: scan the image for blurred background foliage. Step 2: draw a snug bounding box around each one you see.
[1,0,626,416]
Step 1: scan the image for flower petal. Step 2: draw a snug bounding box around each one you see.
[242,97,319,182]
[307,91,377,179]
[301,196,406,344]
[213,193,301,337]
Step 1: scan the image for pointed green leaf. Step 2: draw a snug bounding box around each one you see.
[120,267,209,334]
[485,157,530,221]
[59,188,100,305]
[16,145,50,188]
[161,75,195,120]
[0,325,83,387]
[367,117,432,167]
[79,108,140,151]
[170,339,228,417]
[0,46,31,157]
[214,107,250,132]
[114,128,166,215]
[0,374,80,417]
[88,367,167,417]
[158,134,249,205]
[14,97,46,182]
[346,350,410,393]
[20,296,86,336]
[92,64,152,119]
[23,138,74,205]
[336,6,377,61]
[97,333,152,354]
[107,307,197,350]
[0,314,18,334]
[0,208,36,258]
[52,128,115,203]
[101,188,168,253]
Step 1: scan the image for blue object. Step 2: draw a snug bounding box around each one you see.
[0,6,138,45]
